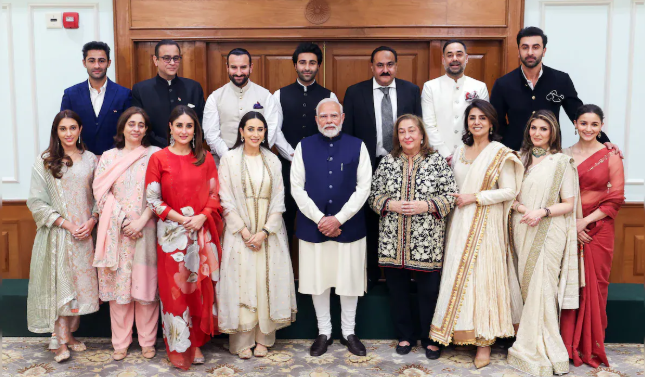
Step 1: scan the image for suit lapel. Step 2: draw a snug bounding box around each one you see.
[362,80,376,127]
[97,79,117,129]
[395,78,405,117]
[80,80,96,120]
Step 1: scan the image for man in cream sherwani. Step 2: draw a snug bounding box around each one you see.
[291,98,372,357]
[203,48,278,162]
[422,40,489,158]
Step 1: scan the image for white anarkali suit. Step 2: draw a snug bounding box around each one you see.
[217,146,297,354]
[430,141,524,346]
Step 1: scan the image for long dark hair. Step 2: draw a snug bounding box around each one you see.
[114,107,152,149]
[462,99,502,146]
[168,105,206,166]
[519,110,562,169]
[42,110,86,179]
[390,114,435,158]
[232,111,271,150]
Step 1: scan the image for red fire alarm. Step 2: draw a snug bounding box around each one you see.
[62,12,79,29]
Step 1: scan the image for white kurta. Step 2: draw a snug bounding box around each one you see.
[421,75,489,157]
[203,81,279,159]
[290,139,372,296]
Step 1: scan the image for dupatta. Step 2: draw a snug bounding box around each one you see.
[217,146,297,334]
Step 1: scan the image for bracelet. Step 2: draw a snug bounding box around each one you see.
[544,207,551,217]
[426,200,434,213]
[385,200,390,212]
[261,228,270,237]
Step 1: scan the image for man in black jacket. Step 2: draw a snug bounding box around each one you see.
[131,40,206,147]
[343,46,422,288]
[490,26,610,150]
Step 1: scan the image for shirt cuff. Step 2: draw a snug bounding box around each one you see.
[474,193,482,206]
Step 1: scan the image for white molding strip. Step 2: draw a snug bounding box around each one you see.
[27,3,100,156]
[623,0,645,184]
[2,3,18,183]
[539,0,613,125]
[626,179,645,186]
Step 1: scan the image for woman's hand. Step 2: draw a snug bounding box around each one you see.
[520,209,546,227]
[387,201,403,214]
[245,232,267,251]
[401,201,429,216]
[183,214,207,232]
[62,220,81,236]
[449,193,477,208]
[123,218,145,240]
[240,227,252,241]
[576,218,590,234]
[73,217,97,240]
[578,230,593,244]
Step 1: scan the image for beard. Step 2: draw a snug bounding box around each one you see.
[229,74,249,87]
[445,63,465,76]
[297,68,318,83]
[521,54,542,68]
[318,123,341,138]
[89,68,107,80]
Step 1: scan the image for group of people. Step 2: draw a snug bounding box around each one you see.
[25,25,624,376]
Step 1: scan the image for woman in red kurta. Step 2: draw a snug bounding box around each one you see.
[561,104,624,368]
[145,105,223,370]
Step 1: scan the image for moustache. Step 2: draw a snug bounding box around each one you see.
[380,72,391,76]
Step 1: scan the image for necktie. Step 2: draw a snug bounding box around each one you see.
[379,87,394,152]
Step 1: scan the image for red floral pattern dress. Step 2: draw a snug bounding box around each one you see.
[145,148,223,369]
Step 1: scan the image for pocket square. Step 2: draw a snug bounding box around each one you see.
[113,110,118,112]
[253,102,263,109]
[188,103,195,108]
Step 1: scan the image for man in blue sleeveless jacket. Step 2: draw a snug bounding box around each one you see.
[291,98,372,357]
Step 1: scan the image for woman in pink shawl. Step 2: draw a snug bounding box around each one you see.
[93,107,160,361]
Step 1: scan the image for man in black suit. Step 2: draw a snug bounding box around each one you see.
[131,40,206,147]
[343,46,422,290]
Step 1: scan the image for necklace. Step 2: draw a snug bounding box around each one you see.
[531,147,547,158]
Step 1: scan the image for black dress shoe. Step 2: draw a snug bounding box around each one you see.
[340,335,366,356]
[310,335,333,356]
[395,344,412,355]
[425,346,441,360]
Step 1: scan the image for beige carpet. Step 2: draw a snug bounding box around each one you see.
[2,338,643,376]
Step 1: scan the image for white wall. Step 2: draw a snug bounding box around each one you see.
[524,0,645,202]
[0,0,115,200]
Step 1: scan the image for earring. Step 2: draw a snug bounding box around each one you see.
[575,129,577,135]
[78,135,82,144]
[192,137,195,148]
[170,135,175,146]
[489,128,493,135]
[597,134,601,140]
[241,137,245,142]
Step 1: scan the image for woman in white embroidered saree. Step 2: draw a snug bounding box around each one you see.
[217,111,297,359]
[430,100,524,369]
[507,110,579,377]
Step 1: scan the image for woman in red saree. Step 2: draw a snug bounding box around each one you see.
[561,104,624,368]
[145,105,223,369]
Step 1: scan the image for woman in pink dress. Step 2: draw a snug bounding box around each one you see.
[145,105,223,369]
[560,104,625,368]
[93,107,160,361]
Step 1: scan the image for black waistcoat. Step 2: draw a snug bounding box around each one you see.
[279,81,331,148]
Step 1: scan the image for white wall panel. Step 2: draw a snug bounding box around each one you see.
[1,4,18,183]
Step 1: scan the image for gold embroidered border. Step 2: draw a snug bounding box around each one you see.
[520,157,567,301]
[430,148,509,346]
[508,353,569,377]
[403,158,423,268]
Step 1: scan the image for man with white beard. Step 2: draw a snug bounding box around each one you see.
[290,98,372,357]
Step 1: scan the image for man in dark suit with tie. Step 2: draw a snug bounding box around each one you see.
[61,41,132,155]
[343,46,422,287]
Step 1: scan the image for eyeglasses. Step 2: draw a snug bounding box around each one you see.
[159,55,182,63]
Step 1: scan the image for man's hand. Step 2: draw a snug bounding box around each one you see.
[604,142,624,159]
[318,216,342,237]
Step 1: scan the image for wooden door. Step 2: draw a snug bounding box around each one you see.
[323,41,430,102]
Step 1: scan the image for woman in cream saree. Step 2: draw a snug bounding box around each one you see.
[507,110,580,376]
[430,100,524,369]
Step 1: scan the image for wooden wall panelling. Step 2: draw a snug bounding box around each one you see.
[610,203,645,284]
[133,41,208,92]
[1,201,37,279]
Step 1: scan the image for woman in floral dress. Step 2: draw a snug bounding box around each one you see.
[145,105,223,369]
[93,107,160,361]
[26,110,99,362]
